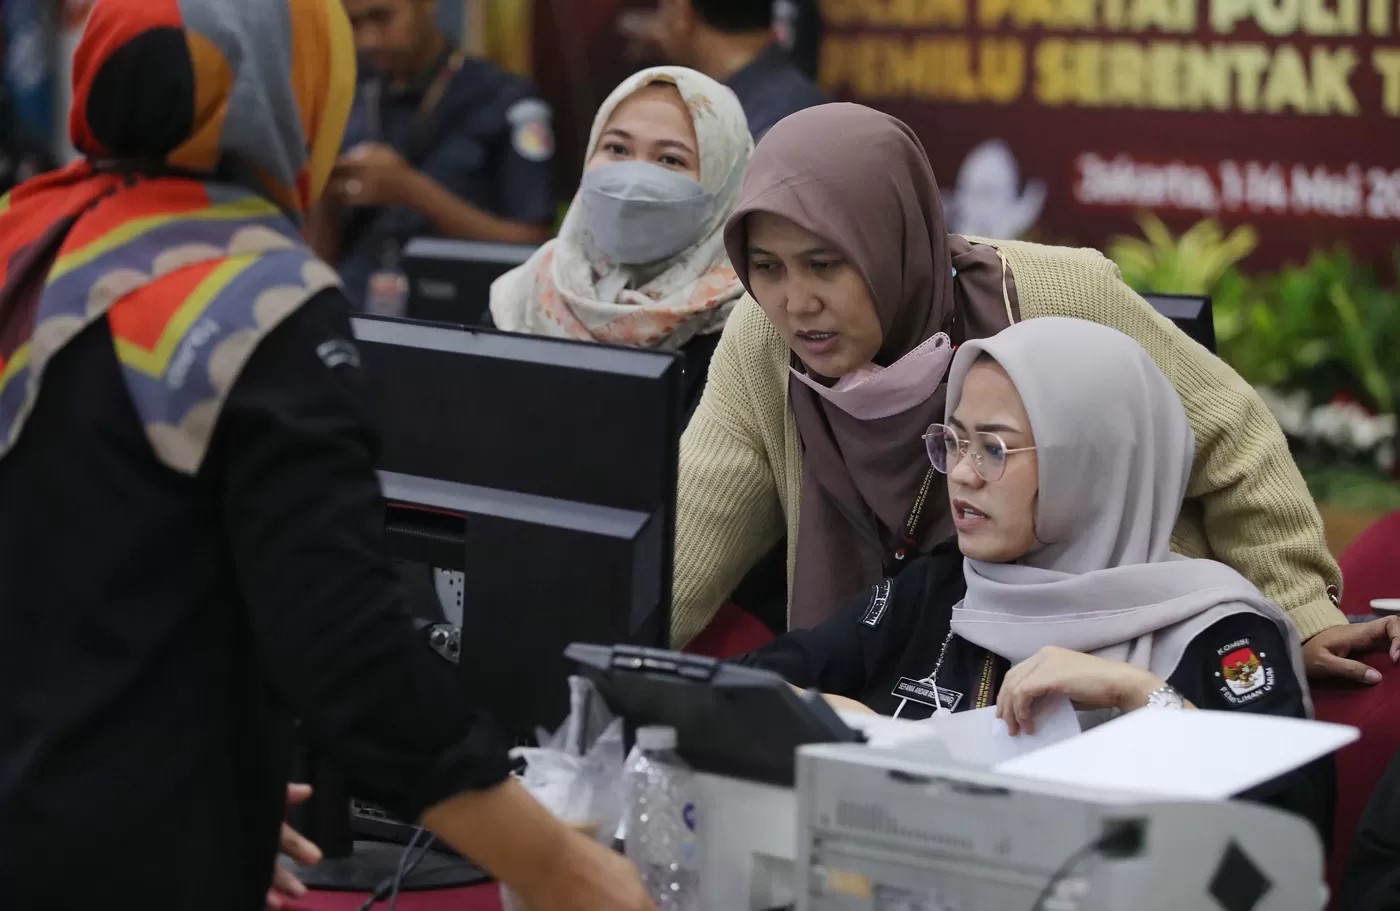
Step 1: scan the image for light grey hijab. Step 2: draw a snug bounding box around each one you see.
[946,318,1312,716]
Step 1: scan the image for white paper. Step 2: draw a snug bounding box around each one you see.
[997,709,1358,800]
[837,709,944,749]
[926,696,1081,766]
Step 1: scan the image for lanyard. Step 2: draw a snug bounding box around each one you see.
[365,49,465,144]
[893,628,955,720]
[890,466,937,566]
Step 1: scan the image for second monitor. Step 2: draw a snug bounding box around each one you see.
[402,238,537,326]
[352,316,684,737]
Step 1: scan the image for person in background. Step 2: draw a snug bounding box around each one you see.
[773,0,823,81]
[312,0,557,310]
[742,317,1332,843]
[0,21,55,196]
[489,66,752,418]
[670,103,1400,687]
[625,0,827,140]
[0,1,650,909]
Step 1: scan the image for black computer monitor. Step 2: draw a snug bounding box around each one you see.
[288,318,683,890]
[1142,292,1216,353]
[352,315,683,737]
[401,238,536,326]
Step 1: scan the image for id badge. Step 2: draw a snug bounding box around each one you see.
[892,677,963,714]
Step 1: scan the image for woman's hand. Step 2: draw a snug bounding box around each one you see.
[996,646,1163,736]
[787,683,875,716]
[823,693,877,715]
[1302,616,1400,684]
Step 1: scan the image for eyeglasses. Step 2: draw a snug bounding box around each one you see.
[923,423,1036,482]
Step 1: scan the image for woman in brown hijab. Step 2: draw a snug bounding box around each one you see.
[672,103,1386,688]
[724,107,1017,627]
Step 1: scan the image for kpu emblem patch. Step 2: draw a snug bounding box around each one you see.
[1215,638,1276,705]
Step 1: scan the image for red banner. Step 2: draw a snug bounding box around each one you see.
[530,0,656,187]
[818,0,1400,266]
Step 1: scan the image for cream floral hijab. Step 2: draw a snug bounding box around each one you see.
[489,66,752,349]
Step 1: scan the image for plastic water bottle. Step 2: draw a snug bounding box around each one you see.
[365,241,409,318]
[624,726,700,910]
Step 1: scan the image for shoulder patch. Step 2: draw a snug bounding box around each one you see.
[860,578,894,628]
[506,98,554,163]
[316,338,361,370]
[1213,637,1277,705]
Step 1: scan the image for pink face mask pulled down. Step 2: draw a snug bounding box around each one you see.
[791,332,955,421]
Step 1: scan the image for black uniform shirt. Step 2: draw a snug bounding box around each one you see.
[724,43,829,140]
[0,289,513,910]
[1343,747,1400,911]
[741,545,1334,844]
[338,56,557,309]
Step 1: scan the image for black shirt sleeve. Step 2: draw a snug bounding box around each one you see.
[1170,613,1306,716]
[735,581,881,695]
[210,289,514,821]
[421,80,556,226]
[1169,613,1334,848]
[1341,750,1400,911]
[736,546,962,700]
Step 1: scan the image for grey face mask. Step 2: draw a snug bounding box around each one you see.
[580,161,715,265]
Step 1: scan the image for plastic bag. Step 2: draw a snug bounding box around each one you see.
[503,678,627,911]
[510,676,627,841]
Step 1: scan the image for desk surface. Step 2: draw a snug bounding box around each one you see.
[292,884,502,911]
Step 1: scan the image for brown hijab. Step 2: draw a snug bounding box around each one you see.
[723,103,1021,628]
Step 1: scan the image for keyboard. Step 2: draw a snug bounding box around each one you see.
[352,799,448,852]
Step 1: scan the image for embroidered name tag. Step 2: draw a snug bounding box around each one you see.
[860,579,893,628]
[892,677,963,712]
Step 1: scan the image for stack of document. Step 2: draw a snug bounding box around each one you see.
[873,696,1361,799]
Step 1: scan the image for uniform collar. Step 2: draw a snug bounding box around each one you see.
[381,42,456,99]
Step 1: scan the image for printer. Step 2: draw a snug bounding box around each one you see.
[567,644,1327,911]
[795,742,1326,911]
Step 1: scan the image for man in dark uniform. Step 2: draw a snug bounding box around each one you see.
[0,22,56,196]
[654,0,828,139]
[315,0,557,309]
[773,0,824,80]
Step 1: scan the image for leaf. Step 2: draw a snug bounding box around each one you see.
[1328,281,1394,413]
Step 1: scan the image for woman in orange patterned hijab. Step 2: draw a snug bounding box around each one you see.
[0,0,354,471]
[0,3,656,910]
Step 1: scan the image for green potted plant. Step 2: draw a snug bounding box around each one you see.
[1108,216,1400,554]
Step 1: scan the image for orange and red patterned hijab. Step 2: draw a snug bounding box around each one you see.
[0,0,355,473]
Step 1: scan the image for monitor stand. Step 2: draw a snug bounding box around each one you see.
[288,747,489,893]
[288,839,486,893]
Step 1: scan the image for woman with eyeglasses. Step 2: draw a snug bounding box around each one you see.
[672,102,1400,688]
[738,317,1332,840]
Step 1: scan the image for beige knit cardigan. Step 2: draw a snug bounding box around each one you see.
[670,238,1346,647]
